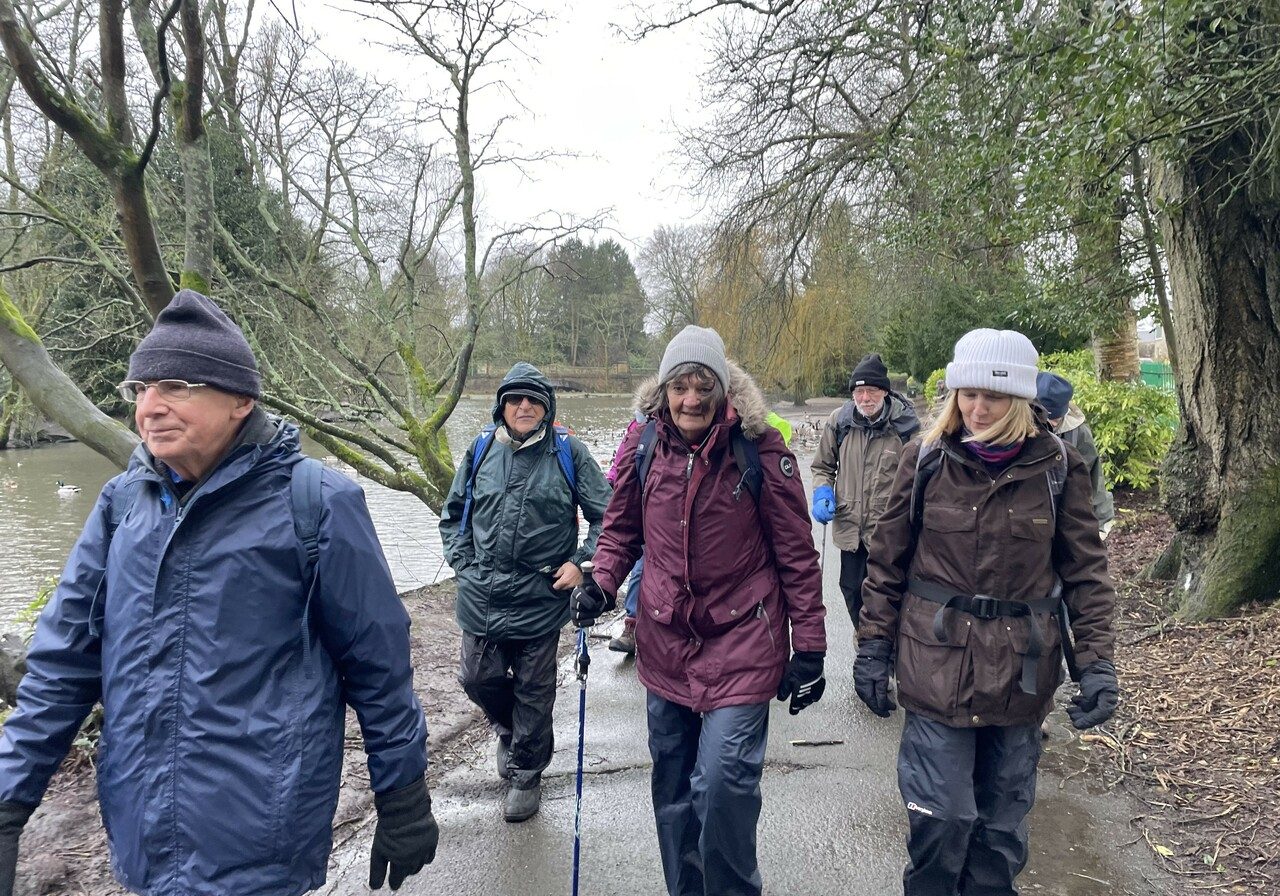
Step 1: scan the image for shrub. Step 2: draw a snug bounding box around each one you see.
[1070,379,1177,489]
[924,367,947,406]
[1041,350,1177,490]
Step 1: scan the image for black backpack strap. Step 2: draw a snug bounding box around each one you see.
[730,431,763,504]
[106,476,145,539]
[909,442,944,544]
[92,475,146,638]
[290,457,325,677]
[634,418,659,489]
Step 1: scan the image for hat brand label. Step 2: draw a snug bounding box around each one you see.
[992,369,1008,377]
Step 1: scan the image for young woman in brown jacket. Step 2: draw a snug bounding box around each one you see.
[855,328,1119,896]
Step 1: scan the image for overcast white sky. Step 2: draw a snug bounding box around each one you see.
[304,0,717,252]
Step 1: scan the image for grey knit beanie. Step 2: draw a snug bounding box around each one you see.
[944,328,1038,400]
[658,325,729,392]
[128,290,262,398]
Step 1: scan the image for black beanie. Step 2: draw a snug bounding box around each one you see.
[848,353,890,393]
[127,290,262,398]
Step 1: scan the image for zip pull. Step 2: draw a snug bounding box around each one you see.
[685,453,694,480]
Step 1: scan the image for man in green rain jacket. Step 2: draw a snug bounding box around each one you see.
[439,363,610,822]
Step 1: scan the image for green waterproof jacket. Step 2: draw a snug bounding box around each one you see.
[439,363,611,640]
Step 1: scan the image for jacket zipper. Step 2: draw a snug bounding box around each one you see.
[758,602,777,654]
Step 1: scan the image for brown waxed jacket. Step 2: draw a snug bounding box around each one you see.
[861,429,1116,728]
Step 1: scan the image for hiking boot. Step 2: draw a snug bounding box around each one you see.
[504,783,541,823]
[496,735,512,780]
[609,616,636,655]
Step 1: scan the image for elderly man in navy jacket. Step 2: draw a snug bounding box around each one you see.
[0,291,436,896]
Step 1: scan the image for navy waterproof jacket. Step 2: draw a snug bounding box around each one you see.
[0,416,427,896]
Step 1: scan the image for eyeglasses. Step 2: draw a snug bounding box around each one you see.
[116,380,209,403]
[502,395,542,407]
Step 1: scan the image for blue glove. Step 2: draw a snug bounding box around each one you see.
[811,485,836,524]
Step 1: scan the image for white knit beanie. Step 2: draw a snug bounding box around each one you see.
[944,328,1039,399]
[658,325,729,392]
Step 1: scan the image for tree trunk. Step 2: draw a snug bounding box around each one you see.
[1078,186,1140,381]
[1154,153,1280,619]
[0,381,17,448]
[0,288,138,467]
[1093,307,1139,381]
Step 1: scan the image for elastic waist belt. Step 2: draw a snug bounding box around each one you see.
[908,577,1061,696]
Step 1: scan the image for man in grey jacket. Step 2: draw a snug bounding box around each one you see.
[810,354,920,628]
[438,363,610,822]
[1036,372,1115,537]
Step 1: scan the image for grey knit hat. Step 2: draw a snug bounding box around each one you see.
[128,290,262,398]
[658,325,729,392]
[944,328,1038,400]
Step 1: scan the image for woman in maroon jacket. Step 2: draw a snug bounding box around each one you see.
[573,325,826,896]
[856,328,1118,896]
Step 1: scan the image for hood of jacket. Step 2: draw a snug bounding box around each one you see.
[492,361,557,436]
[127,406,300,499]
[835,391,920,441]
[1058,402,1086,436]
[633,360,771,440]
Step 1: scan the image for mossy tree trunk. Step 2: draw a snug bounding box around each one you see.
[1155,148,1280,619]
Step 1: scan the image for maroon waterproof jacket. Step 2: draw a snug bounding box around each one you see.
[592,363,826,712]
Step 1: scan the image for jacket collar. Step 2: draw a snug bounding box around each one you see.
[940,428,1064,477]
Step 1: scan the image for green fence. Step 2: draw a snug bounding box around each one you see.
[1140,359,1175,391]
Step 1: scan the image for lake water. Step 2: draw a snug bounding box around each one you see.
[0,394,638,627]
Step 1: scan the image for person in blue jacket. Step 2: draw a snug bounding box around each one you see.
[0,291,437,896]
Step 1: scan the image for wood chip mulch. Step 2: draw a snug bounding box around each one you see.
[1078,488,1280,893]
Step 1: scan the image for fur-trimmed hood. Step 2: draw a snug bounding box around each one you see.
[633,360,772,440]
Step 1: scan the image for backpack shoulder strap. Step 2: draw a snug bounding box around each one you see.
[1044,431,1069,520]
[290,457,325,585]
[909,441,944,538]
[552,424,579,507]
[731,430,763,505]
[460,424,499,535]
[106,475,146,539]
[634,418,659,489]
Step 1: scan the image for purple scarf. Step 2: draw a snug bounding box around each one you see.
[962,431,1023,469]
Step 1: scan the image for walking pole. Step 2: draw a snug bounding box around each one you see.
[820,522,828,580]
[571,561,595,896]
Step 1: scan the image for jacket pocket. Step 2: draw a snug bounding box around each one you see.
[1010,513,1054,542]
[1003,613,1065,717]
[896,595,974,718]
[923,504,974,533]
[702,568,775,635]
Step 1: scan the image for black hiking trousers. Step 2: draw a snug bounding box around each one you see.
[897,711,1041,896]
[839,546,870,629]
[458,629,559,790]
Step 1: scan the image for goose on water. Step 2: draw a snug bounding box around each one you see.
[56,480,81,496]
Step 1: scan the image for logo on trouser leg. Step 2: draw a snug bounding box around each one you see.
[906,801,936,817]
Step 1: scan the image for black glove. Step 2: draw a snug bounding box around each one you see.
[854,638,898,718]
[0,801,35,896]
[571,578,615,628]
[1066,660,1118,729]
[369,777,438,891]
[776,651,826,715]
